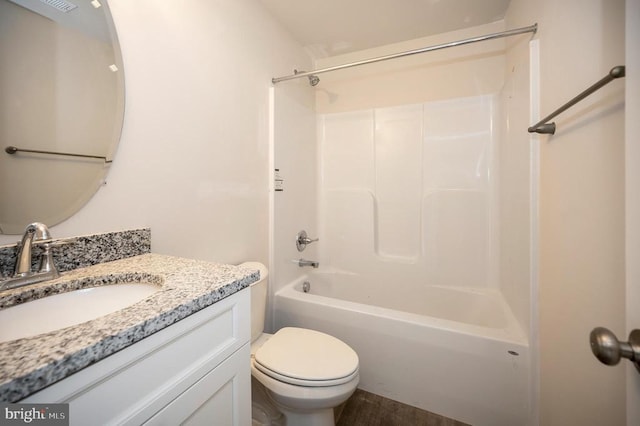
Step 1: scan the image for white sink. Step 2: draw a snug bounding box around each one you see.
[0,283,160,343]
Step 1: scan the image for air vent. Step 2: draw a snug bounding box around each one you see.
[38,0,77,12]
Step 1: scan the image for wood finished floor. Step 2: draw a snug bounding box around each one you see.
[336,389,470,426]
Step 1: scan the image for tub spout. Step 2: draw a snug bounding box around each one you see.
[297,258,319,268]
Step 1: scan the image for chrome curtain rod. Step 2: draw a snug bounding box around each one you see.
[528,65,626,135]
[5,146,112,163]
[272,24,538,84]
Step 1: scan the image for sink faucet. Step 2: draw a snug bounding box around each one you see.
[1,222,62,291]
[13,222,52,277]
[297,258,319,268]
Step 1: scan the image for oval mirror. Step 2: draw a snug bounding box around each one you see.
[0,0,124,234]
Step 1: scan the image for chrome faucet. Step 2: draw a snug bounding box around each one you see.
[13,222,51,277]
[1,222,61,291]
[297,258,319,268]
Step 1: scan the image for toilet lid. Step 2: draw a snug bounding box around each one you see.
[254,327,359,386]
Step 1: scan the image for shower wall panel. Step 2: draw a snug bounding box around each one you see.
[319,95,497,289]
[374,105,423,259]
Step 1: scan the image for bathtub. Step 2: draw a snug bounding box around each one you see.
[273,272,530,426]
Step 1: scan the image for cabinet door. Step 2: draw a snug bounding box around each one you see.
[145,343,251,426]
[24,290,250,426]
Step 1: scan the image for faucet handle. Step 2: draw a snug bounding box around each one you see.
[37,243,60,277]
[296,230,319,252]
[36,239,75,275]
[36,238,76,247]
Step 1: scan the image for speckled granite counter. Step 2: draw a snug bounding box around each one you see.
[0,253,259,402]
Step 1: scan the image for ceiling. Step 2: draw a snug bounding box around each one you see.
[259,0,512,58]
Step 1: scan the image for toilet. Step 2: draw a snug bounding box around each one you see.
[240,262,359,426]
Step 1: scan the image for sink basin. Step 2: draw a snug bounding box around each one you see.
[0,283,160,343]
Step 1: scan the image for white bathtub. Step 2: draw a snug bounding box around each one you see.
[273,272,530,426]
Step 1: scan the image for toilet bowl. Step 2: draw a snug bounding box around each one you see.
[240,262,359,426]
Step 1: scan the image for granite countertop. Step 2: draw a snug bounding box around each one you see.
[0,253,259,402]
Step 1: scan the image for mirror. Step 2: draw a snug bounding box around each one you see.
[0,0,124,234]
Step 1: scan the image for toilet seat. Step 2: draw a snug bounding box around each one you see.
[253,327,359,387]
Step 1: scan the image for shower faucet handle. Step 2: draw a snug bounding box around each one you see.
[295,230,318,252]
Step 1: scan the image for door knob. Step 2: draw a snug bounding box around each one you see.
[589,327,640,373]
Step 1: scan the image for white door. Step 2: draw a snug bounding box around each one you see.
[626,0,640,423]
[591,3,640,423]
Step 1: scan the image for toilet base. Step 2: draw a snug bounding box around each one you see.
[278,407,335,426]
[251,373,352,426]
[251,377,286,426]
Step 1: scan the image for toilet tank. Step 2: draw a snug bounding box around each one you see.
[239,261,268,342]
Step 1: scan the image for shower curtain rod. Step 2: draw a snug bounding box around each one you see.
[272,23,537,84]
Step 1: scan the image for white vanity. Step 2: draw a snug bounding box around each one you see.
[0,253,257,425]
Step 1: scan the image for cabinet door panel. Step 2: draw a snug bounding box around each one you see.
[145,343,251,426]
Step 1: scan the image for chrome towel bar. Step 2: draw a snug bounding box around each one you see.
[5,146,112,163]
[528,65,625,135]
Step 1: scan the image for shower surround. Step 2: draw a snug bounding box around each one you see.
[271,21,536,426]
[276,95,529,426]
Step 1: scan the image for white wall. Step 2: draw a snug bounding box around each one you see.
[314,21,507,113]
[0,0,311,268]
[506,0,627,424]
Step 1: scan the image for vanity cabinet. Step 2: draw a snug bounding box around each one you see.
[24,288,251,425]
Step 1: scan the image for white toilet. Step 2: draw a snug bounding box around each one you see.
[240,262,359,426]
